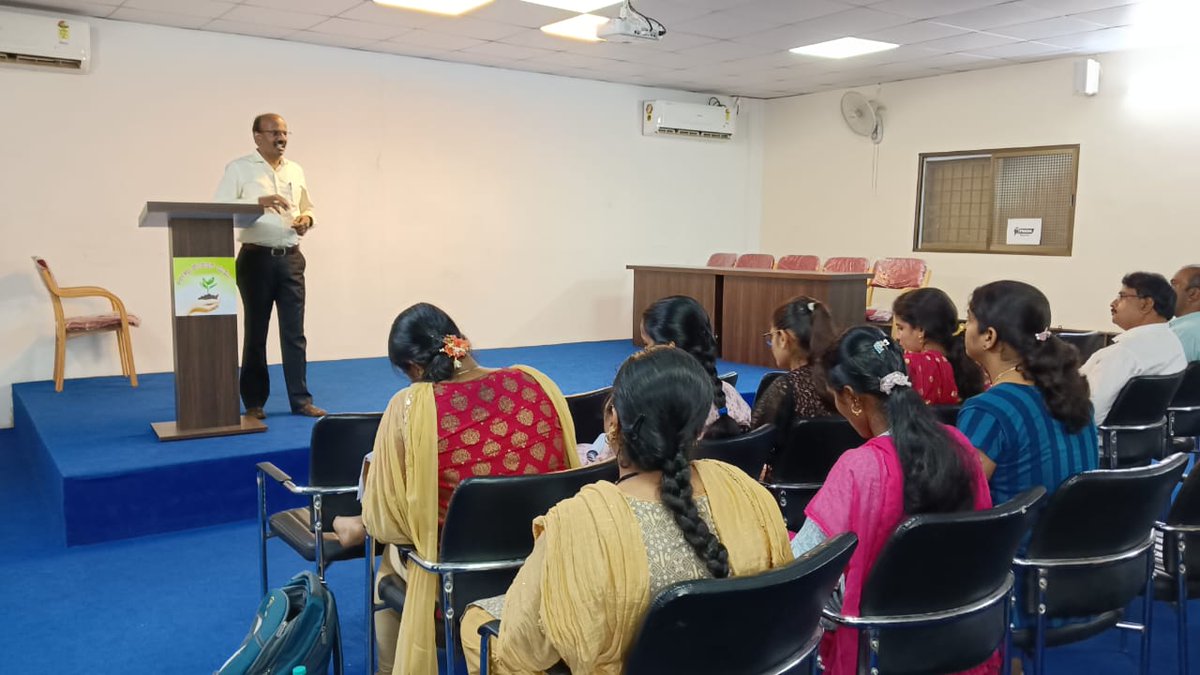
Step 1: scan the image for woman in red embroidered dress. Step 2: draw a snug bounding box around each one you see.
[892,288,987,405]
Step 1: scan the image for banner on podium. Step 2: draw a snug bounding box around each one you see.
[173,257,237,317]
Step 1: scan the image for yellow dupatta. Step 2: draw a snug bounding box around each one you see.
[362,365,579,674]
[497,459,791,674]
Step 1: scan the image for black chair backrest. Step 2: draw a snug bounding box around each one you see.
[754,371,786,406]
[860,488,1045,675]
[1168,363,1200,438]
[565,386,611,445]
[930,404,960,426]
[309,412,383,529]
[623,533,858,675]
[771,417,862,483]
[693,424,775,478]
[1056,331,1108,362]
[718,371,738,388]
[439,461,619,618]
[1024,454,1188,617]
[1104,372,1185,427]
[1163,465,1200,579]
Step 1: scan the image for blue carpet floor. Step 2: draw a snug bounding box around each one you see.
[3,341,1199,672]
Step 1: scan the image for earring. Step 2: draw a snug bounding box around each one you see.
[850,401,863,417]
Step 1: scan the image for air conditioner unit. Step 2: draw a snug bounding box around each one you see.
[0,9,91,72]
[642,100,735,140]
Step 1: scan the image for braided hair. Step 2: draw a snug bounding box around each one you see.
[822,326,975,515]
[642,296,741,439]
[612,346,730,578]
[388,302,467,383]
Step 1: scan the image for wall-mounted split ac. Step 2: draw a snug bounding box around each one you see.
[642,100,735,140]
[0,9,91,72]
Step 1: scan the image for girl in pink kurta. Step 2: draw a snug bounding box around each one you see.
[791,326,996,675]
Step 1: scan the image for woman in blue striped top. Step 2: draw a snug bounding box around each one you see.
[956,281,1098,507]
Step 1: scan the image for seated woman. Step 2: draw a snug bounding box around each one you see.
[751,295,836,429]
[957,280,1097,509]
[360,303,579,675]
[791,326,995,675]
[892,288,987,405]
[460,346,792,675]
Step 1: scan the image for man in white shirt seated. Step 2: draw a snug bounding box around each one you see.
[1169,264,1200,362]
[1081,272,1187,425]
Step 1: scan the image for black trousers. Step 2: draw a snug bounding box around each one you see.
[236,245,312,411]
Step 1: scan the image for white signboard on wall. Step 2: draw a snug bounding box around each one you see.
[1006,218,1043,245]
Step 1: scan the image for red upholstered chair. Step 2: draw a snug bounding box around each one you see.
[822,257,871,274]
[776,255,821,271]
[32,256,140,392]
[707,252,738,267]
[734,253,776,269]
[865,257,931,323]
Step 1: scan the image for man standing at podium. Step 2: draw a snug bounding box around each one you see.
[215,113,325,419]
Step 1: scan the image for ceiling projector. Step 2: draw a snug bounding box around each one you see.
[597,16,663,43]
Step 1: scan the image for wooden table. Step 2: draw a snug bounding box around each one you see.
[628,265,871,367]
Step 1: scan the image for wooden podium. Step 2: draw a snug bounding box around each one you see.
[140,201,268,441]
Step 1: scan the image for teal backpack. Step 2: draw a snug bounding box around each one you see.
[216,571,341,675]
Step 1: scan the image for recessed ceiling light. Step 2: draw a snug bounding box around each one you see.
[541,14,607,42]
[789,37,898,59]
[521,0,620,12]
[372,0,494,16]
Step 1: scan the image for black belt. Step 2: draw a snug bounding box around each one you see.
[242,243,300,256]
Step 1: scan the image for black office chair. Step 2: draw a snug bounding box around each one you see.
[1154,467,1200,675]
[824,488,1045,675]
[718,371,738,388]
[256,412,383,595]
[1012,453,1189,675]
[762,417,861,530]
[565,385,611,444]
[931,404,961,426]
[1167,362,1200,453]
[478,532,859,675]
[1098,372,1185,468]
[692,423,775,479]
[1056,331,1109,362]
[369,461,619,675]
[754,370,786,407]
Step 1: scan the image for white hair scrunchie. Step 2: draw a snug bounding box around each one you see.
[879,371,912,396]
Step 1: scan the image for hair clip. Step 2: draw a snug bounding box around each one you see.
[1034,330,1052,342]
[953,323,966,337]
[806,302,816,312]
[873,338,890,354]
[441,335,470,368]
[879,371,911,395]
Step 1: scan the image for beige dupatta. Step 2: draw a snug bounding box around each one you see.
[362,365,579,674]
[496,459,791,674]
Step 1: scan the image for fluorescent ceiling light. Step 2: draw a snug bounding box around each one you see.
[372,0,494,16]
[521,0,620,12]
[789,37,898,59]
[541,14,607,42]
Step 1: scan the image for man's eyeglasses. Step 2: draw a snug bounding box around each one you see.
[256,130,289,137]
[1115,292,1143,302]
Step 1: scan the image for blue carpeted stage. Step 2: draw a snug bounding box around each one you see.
[12,340,773,546]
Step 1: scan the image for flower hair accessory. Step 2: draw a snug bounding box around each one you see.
[441,335,470,368]
[873,338,890,354]
[879,371,912,395]
[1034,330,1052,342]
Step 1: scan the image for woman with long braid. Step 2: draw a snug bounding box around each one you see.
[791,326,995,675]
[461,347,791,674]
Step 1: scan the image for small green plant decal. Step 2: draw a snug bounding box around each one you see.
[198,277,219,300]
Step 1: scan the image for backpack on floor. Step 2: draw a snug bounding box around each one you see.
[216,570,342,675]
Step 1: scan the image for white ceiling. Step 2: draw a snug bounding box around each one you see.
[3,0,1145,98]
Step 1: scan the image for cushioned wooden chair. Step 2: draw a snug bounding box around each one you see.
[32,256,139,392]
[822,256,871,273]
[776,255,820,271]
[706,252,737,267]
[735,253,775,269]
[866,257,931,323]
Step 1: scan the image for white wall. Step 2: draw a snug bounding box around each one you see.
[0,17,763,427]
[762,50,1196,333]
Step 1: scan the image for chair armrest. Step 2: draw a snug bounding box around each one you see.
[761,481,823,491]
[822,574,1012,629]
[1156,521,1200,534]
[480,619,501,639]
[405,549,527,575]
[1014,534,1155,569]
[256,461,358,497]
[57,285,131,315]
